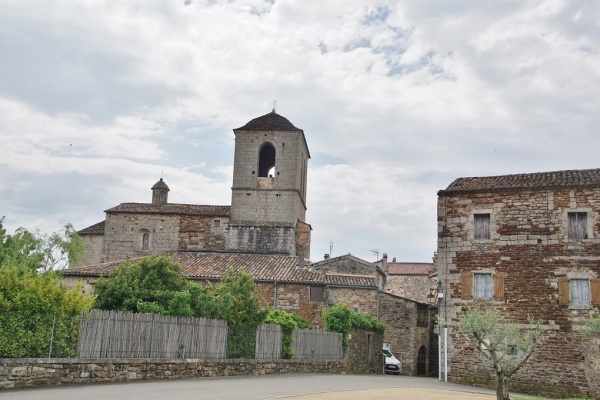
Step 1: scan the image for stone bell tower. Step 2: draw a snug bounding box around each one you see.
[226,110,311,259]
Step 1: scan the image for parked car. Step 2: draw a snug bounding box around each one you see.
[382,348,401,374]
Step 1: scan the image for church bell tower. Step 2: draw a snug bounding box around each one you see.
[226,110,311,259]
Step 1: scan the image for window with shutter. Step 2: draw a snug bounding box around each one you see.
[568,212,588,240]
[474,214,491,240]
[461,271,473,300]
[474,273,493,299]
[571,279,590,305]
[592,279,600,306]
[494,273,505,300]
[558,279,570,305]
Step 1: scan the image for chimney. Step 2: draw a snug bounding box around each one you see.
[324,254,330,259]
[297,254,305,270]
[392,257,396,262]
[382,253,388,274]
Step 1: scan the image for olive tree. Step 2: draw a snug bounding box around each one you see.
[458,306,542,400]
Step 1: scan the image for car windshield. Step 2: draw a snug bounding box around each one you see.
[382,349,393,357]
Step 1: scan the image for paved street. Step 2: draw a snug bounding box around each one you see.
[3,374,539,400]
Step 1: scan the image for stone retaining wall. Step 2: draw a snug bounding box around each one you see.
[0,358,344,390]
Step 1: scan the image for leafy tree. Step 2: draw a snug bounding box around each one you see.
[324,304,385,351]
[264,309,312,358]
[458,306,542,400]
[0,218,84,272]
[586,316,600,336]
[0,267,93,357]
[93,255,190,313]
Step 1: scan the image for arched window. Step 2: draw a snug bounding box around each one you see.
[258,143,276,177]
[142,233,150,250]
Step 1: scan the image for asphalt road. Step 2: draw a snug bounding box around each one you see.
[2,374,519,400]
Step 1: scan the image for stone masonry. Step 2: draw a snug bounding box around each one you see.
[437,169,600,398]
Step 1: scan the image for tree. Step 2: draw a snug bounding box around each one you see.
[0,266,93,357]
[93,255,190,313]
[0,218,84,272]
[324,304,385,351]
[457,306,542,400]
[264,309,312,358]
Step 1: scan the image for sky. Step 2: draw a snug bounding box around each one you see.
[1,1,599,264]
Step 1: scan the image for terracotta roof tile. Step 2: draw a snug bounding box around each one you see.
[440,168,600,194]
[105,203,231,216]
[388,262,435,276]
[325,273,377,288]
[78,221,105,235]
[386,275,436,304]
[236,110,302,131]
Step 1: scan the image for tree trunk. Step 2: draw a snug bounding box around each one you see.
[496,372,510,400]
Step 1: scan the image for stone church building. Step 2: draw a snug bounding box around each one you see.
[68,110,435,376]
[76,110,311,267]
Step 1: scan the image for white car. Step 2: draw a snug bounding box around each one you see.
[382,349,401,374]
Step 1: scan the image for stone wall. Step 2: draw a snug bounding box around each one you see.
[77,234,103,267]
[0,358,344,390]
[344,328,384,374]
[102,213,181,262]
[178,215,228,251]
[437,187,600,398]
[256,282,324,327]
[226,223,297,256]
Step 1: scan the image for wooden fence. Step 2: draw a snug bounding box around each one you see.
[77,310,227,359]
[255,324,282,359]
[77,311,342,361]
[291,329,343,360]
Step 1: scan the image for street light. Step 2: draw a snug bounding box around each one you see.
[426,288,437,306]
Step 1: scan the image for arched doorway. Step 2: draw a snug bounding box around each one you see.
[417,345,427,376]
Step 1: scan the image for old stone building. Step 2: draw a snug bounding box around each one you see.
[76,110,310,267]
[69,109,436,375]
[64,251,435,375]
[436,168,600,398]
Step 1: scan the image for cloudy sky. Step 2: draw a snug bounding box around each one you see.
[1,1,599,263]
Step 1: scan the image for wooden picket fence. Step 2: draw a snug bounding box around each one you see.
[291,329,343,360]
[77,310,227,359]
[77,310,342,360]
[255,324,282,359]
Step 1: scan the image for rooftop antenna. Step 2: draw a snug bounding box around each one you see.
[329,241,333,257]
[273,99,276,113]
[370,248,379,261]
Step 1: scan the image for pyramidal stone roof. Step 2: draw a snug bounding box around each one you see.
[440,168,600,194]
[236,110,302,131]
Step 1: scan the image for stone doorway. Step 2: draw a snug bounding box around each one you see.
[417,345,427,375]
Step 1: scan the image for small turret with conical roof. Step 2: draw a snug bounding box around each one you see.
[151,178,170,205]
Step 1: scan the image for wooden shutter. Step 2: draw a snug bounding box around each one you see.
[461,271,473,300]
[558,279,570,305]
[494,273,505,300]
[591,279,600,306]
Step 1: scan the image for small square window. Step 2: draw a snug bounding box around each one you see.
[474,273,492,299]
[474,214,491,240]
[568,212,588,240]
[213,219,221,228]
[310,286,324,302]
[571,279,590,305]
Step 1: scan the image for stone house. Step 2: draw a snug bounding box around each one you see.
[436,168,600,398]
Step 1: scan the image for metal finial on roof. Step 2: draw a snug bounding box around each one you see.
[273,99,276,113]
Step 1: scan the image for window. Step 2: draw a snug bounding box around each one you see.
[213,219,221,228]
[571,279,590,305]
[142,233,150,250]
[558,277,600,307]
[417,304,428,327]
[474,273,493,299]
[568,212,588,240]
[474,214,491,240]
[461,271,505,300]
[258,143,276,177]
[310,286,324,302]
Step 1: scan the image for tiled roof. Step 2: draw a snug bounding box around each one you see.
[105,203,231,216]
[325,273,377,288]
[386,275,436,304]
[440,168,600,194]
[236,110,302,131]
[65,252,326,285]
[78,221,105,235]
[388,262,435,276]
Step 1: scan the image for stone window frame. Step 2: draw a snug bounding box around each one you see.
[558,271,600,310]
[469,209,495,242]
[139,229,151,251]
[563,208,594,241]
[213,219,221,229]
